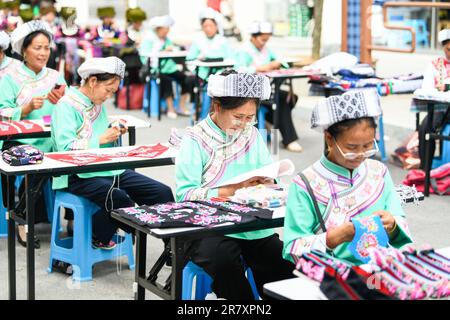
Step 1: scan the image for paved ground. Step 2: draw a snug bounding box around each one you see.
[0,80,449,300]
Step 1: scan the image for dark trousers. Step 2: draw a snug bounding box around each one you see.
[262,90,299,146]
[160,71,196,100]
[188,233,295,300]
[67,169,174,244]
[419,111,450,169]
[1,174,49,224]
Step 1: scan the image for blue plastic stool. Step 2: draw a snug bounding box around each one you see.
[257,105,269,131]
[143,78,182,117]
[150,78,160,118]
[173,81,181,111]
[0,181,7,238]
[142,82,150,113]
[377,115,388,162]
[141,78,161,117]
[200,89,211,120]
[257,105,271,143]
[47,191,135,282]
[182,261,259,300]
[432,123,450,169]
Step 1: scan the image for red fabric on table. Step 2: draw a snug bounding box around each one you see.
[46,153,113,166]
[0,120,45,136]
[46,144,169,165]
[126,143,169,158]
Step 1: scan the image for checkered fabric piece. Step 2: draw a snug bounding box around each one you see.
[347,0,360,60]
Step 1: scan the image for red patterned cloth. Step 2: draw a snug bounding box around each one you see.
[0,120,45,136]
[46,153,112,165]
[127,143,169,158]
[46,143,170,166]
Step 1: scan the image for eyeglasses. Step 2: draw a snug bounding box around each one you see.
[231,117,258,127]
[334,138,379,160]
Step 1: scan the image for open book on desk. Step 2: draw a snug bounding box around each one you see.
[215,159,295,188]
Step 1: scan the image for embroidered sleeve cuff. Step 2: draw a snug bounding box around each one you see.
[184,187,211,201]
[289,233,327,263]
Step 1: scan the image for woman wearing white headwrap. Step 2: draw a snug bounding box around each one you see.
[175,70,295,300]
[186,8,232,81]
[0,20,67,248]
[235,21,302,153]
[0,30,21,78]
[283,90,412,265]
[417,29,450,169]
[51,57,174,250]
[140,15,195,119]
[0,20,66,148]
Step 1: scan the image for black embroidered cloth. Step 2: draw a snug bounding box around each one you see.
[113,200,273,229]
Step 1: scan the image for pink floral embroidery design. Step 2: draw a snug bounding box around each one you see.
[356,233,379,258]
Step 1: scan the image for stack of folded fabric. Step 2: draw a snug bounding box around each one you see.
[307,52,423,96]
[388,73,424,94]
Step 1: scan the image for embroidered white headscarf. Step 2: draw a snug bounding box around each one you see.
[207,73,271,100]
[438,29,450,44]
[78,57,126,84]
[10,20,53,55]
[199,7,223,34]
[311,89,382,130]
[248,21,273,35]
[149,15,175,29]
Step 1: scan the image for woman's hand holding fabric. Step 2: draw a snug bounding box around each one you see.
[373,210,396,234]
[99,127,121,145]
[218,176,267,197]
[326,221,355,249]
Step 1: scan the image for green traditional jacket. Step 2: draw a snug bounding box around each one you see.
[283,155,413,265]
[175,115,275,240]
